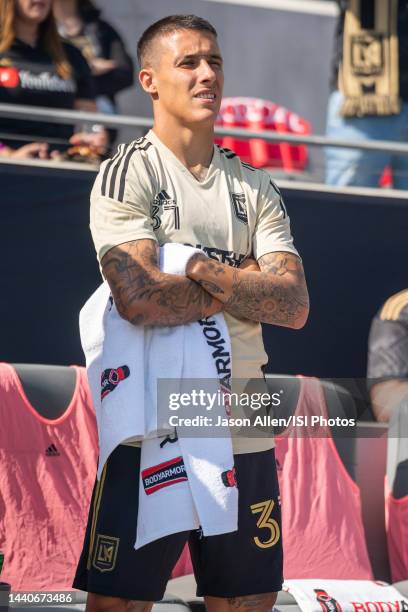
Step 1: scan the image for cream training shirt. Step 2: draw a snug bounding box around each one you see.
[90,130,299,454]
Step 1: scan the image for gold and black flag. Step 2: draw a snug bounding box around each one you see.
[339,0,401,117]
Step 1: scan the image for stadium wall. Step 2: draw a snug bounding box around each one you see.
[2,162,407,380]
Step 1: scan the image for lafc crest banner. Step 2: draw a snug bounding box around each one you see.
[283,580,408,612]
[339,0,400,117]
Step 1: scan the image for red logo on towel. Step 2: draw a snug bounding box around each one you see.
[101,366,130,400]
[142,456,187,495]
[314,589,342,612]
[221,467,237,488]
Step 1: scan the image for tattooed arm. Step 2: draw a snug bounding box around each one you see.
[101,239,222,326]
[186,251,309,329]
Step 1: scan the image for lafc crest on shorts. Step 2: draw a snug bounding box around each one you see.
[93,534,120,572]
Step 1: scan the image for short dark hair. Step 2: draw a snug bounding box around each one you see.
[137,14,217,67]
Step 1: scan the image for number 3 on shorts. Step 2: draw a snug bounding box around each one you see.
[250,499,280,549]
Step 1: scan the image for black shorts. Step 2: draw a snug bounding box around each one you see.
[73,445,283,601]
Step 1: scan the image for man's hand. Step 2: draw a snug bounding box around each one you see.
[186,251,309,329]
[239,257,260,273]
[101,239,223,326]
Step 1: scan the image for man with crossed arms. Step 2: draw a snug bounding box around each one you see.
[74,14,309,612]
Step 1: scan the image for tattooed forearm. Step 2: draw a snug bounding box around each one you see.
[225,252,309,327]
[187,251,309,329]
[101,239,221,326]
[197,280,226,295]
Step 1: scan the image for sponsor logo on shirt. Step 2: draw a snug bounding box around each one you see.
[45,443,60,457]
[93,534,119,573]
[142,456,187,495]
[221,467,237,488]
[0,66,20,88]
[152,189,180,230]
[18,70,76,93]
[101,366,130,400]
[187,244,245,268]
[155,189,177,210]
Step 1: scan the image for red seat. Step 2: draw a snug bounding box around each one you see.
[215,96,311,171]
[379,165,393,188]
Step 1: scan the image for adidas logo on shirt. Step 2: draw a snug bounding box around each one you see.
[152,190,180,230]
[154,189,176,209]
[45,444,60,457]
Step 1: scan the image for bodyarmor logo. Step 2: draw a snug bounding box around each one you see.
[101,366,130,400]
[314,589,342,612]
[198,316,231,390]
[93,534,119,572]
[142,456,187,495]
[230,192,248,224]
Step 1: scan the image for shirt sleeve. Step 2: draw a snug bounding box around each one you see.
[90,144,157,264]
[93,20,134,97]
[367,305,408,388]
[64,42,96,101]
[252,173,299,260]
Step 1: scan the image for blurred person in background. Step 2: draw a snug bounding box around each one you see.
[0,0,108,160]
[367,289,408,422]
[53,0,134,116]
[325,0,408,188]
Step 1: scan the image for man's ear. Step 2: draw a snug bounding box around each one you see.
[139,68,158,96]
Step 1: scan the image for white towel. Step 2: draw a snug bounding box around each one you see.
[137,436,200,546]
[283,580,408,612]
[79,281,111,460]
[79,243,238,548]
[137,310,237,548]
